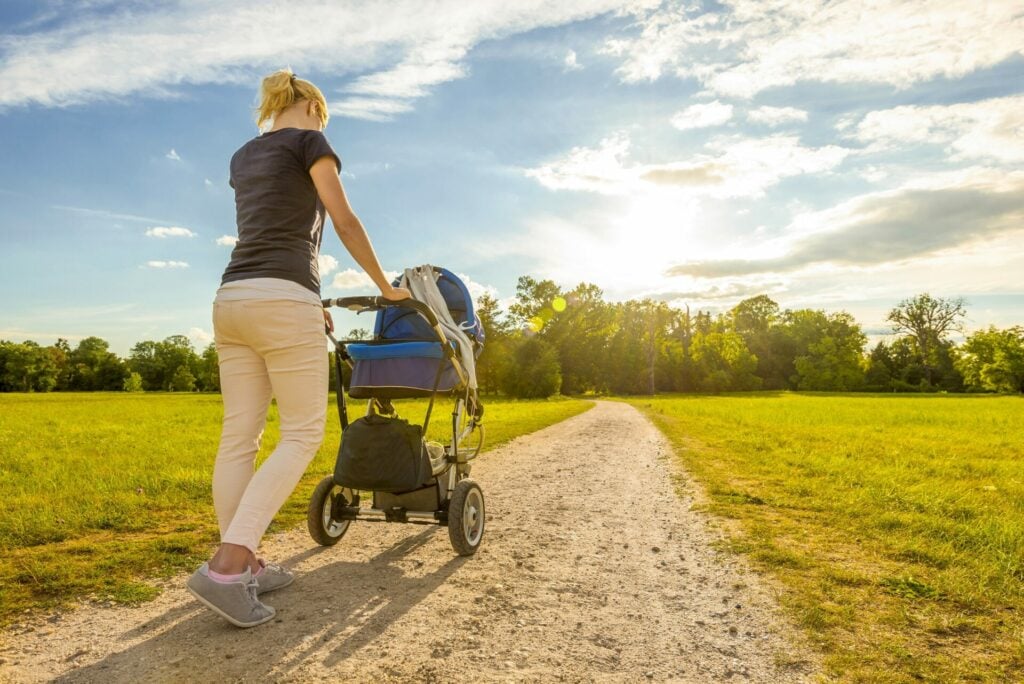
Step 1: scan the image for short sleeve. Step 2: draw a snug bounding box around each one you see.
[301,131,341,174]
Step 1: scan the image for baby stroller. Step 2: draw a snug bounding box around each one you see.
[307,265,486,556]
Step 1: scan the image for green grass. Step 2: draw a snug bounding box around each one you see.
[623,393,1024,683]
[0,392,591,626]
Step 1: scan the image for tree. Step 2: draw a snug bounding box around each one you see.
[197,343,220,392]
[957,327,1024,393]
[730,295,791,389]
[507,276,563,329]
[606,299,674,394]
[128,340,161,390]
[689,331,761,392]
[123,371,145,392]
[169,365,196,392]
[864,342,896,391]
[887,294,966,385]
[0,341,60,392]
[501,337,561,398]
[475,293,513,395]
[791,311,866,391]
[129,336,200,390]
[64,337,126,391]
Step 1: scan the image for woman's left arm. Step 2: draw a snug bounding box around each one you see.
[310,157,410,301]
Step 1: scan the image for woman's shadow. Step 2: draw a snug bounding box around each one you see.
[56,529,468,682]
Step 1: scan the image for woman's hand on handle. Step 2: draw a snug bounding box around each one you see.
[382,285,412,301]
[310,156,402,295]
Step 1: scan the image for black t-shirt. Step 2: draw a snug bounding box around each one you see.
[222,128,341,294]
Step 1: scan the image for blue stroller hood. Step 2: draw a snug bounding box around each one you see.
[374,267,485,351]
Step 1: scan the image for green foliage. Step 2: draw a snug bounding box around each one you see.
[0,340,60,392]
[689,331,761,392]
[197,343,220,392]
[128,335,202,391]
[123,371,144,392]
[887,293,966,386]
[64,336,128,391]
[958,326,1024,393]
[790,311,866,391]
[169,365,196,392]
[0,287,1015,398]
[502,337,562,398]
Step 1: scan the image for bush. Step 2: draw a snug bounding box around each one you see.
[123,372,144,392]
[501,337,562,398]
[169,366,195,392]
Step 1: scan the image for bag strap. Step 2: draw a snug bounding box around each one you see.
[421,355,446,434]
[334,345,349,430]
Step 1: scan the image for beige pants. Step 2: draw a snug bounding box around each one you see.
[212,299,328,553]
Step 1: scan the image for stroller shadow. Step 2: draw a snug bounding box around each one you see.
[56,529,468,682]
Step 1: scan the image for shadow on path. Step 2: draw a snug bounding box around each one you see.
[56,529,467,682]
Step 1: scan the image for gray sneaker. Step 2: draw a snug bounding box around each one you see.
[253,559,294,594]
[186,564,275,628]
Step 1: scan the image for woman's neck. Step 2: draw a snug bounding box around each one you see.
[269,104,320,133]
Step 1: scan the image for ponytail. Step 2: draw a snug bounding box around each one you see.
[255,69,329,130]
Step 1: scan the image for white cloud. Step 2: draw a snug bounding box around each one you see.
[331,268,401,290]
[747,106,808,126]
[455,273,499,302]
[51,204,172,224]
[845,94,1024,163]
[188,327,213,345]
[670,101,733,130]
[318,254,339,276]
[668,167,1024,277]
[145,226,196,238]
[204,178,215,187]
[329,97,415,123]
[564,49,582,71]
[344,41,467,99]
[165,148,181,161]
[145,260,189,269]
[527,132,849,199]
[0,0,642,119]
[215,235,238,247]
[526,133,634,195]
[608,1,1024,98]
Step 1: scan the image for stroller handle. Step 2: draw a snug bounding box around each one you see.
[322,296,440,329]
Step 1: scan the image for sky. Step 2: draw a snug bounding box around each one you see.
[0,0,1022,354]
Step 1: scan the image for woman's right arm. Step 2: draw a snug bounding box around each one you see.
[310,157,411,300]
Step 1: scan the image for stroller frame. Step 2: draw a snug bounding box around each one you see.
[306,291,486,556]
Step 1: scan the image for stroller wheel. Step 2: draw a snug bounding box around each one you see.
[448,479,484,556]
[307,476,353,546]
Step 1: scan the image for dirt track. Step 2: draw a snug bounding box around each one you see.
[1,401,814,683]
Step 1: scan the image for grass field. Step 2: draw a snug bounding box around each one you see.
[0,392,592,627]
[624,393,1024,683]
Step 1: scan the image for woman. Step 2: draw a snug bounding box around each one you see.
[186,69,410,628]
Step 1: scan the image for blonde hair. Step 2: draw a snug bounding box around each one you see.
[255,69,329,130]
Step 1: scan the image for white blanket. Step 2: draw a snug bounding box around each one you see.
[401,265,478,391]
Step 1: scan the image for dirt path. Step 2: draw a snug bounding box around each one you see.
[1,401,814,683]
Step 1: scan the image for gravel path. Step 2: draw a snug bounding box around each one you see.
[1,400,814,683]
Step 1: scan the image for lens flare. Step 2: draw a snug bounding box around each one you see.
[552,297,567,312]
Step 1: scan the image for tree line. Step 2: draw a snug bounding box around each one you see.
[474,279,1024,397]
[0,335,219,393]
[2,281,1021,395]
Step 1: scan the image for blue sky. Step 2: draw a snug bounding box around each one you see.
[1,0,1022,354]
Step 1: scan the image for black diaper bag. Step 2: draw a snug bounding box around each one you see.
[334,414,433,492]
